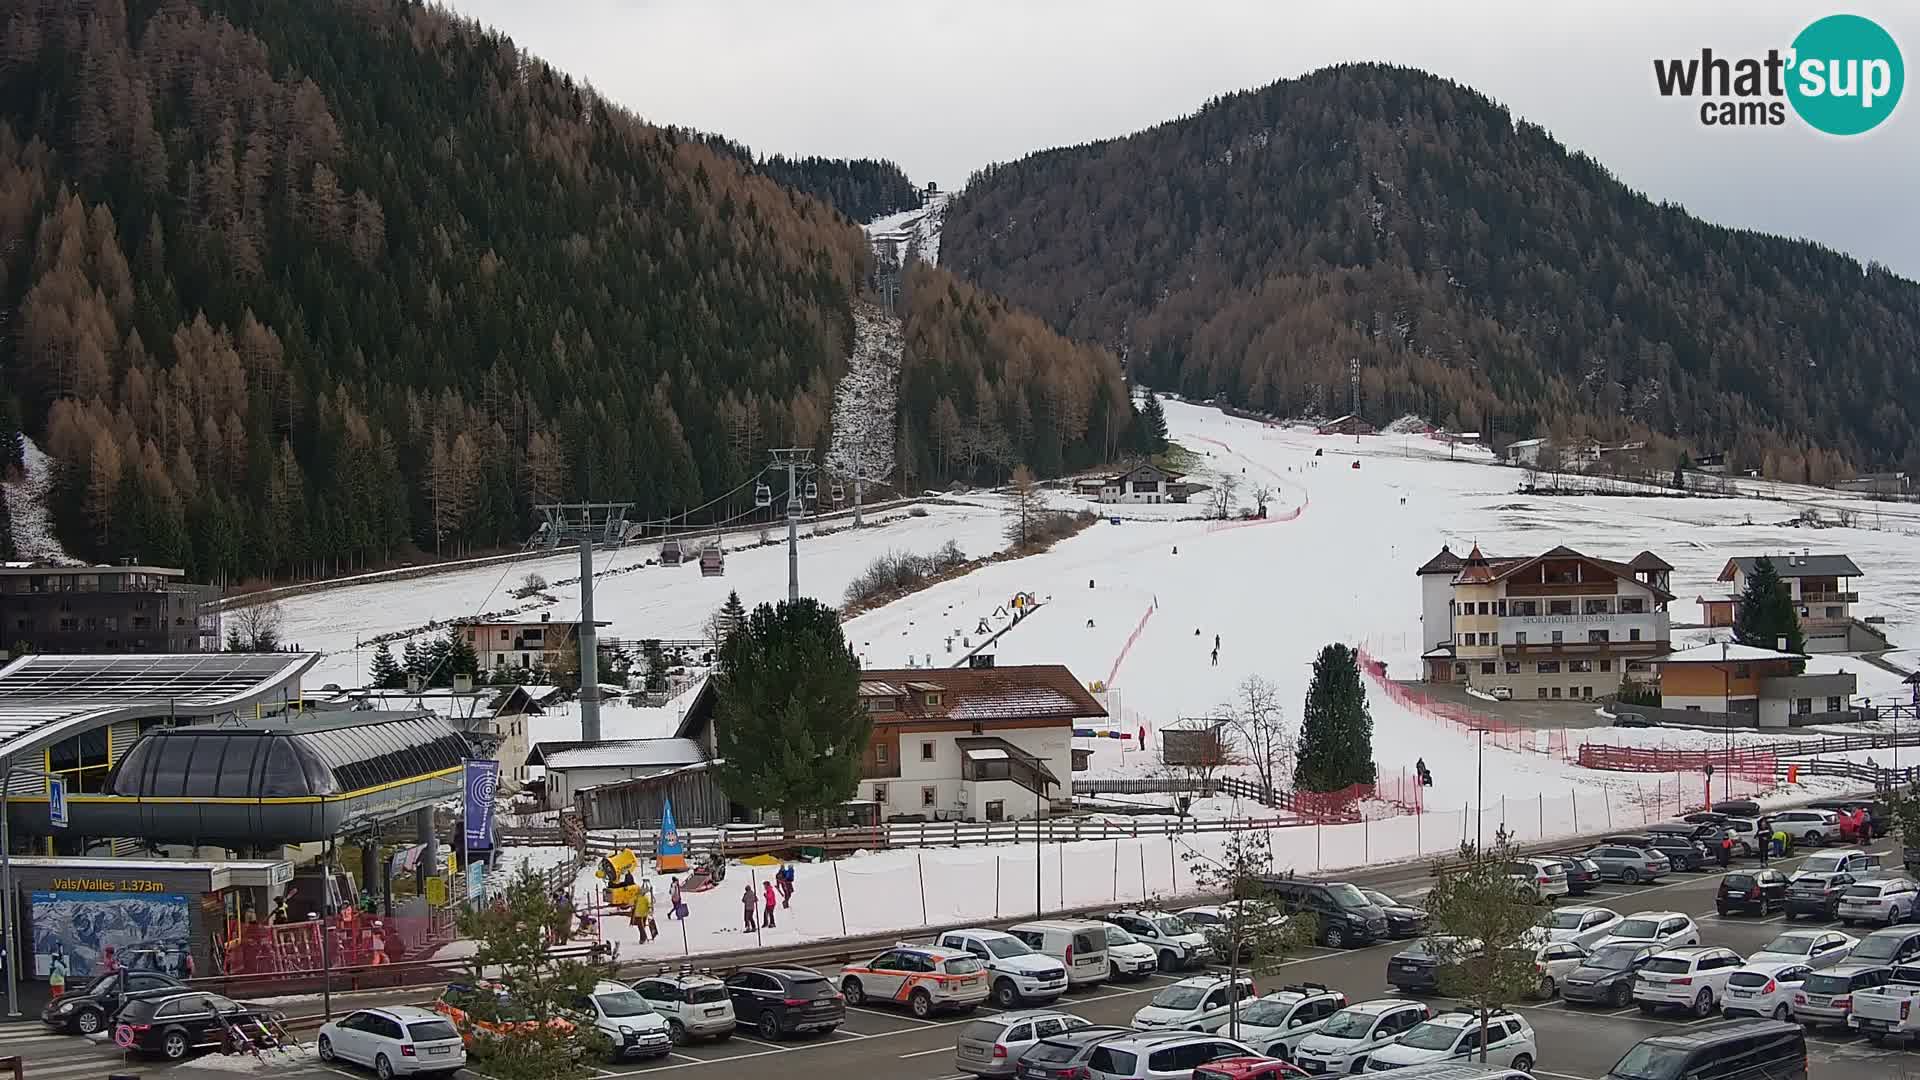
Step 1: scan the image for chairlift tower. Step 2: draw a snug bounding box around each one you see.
[769,449,817,601]
[1349,358,1361,446]
[534,502,632,742]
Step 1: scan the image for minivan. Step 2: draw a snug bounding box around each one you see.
[1007,920,1110,987]
[1605,1019,1805,1080]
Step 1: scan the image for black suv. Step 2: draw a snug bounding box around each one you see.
[1717,869,1791,916]
[723,965,845,1040]
[1605,1019,1805,1080]
[1257,878,1389,948]
[114,990,283,1061]
[42,970,186,1034]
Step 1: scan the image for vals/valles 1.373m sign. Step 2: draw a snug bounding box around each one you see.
[1653,14,1904,134]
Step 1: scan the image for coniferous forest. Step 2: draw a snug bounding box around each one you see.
[0,0,1130,583]
[672,129,925,224]
[943,63,1920,480]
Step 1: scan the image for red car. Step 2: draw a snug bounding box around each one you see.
[1194,1056,1307,1080]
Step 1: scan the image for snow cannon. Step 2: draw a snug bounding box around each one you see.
[1351,460,1361,469]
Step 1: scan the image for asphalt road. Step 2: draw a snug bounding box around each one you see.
[16,840,1914,1080]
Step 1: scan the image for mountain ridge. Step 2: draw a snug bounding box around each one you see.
[942,62,1920,480]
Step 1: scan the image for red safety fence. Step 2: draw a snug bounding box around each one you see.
[1355,645,1557,755]
[1105,600,1158,687]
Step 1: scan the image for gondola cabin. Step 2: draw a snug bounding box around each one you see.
[699,546,725,577]
[659,538,684,565]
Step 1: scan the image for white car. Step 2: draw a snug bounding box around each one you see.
[580,981,675,1059]
[938,929,1072,1008]
[1505,858,1570,903]
[1746,930,1858,970]
[1541,906,1622,948]
[840,945,992,1017]
[1770,809,1842,846]
[1593,911,1700,952]
[1291,998,1430,1075]
[319,1006,466,1078]
[1133,974,1255,1030]
[1179,902,1294,961]
[1723,961,1812,1021]
[1189,984,1349,1060]
[631,972,737,1042]
[1790,849,1883,883]
[1102,924,1161,980]
[1100,909,1215,971]
[1837,877,1920,928]
[1362,1008,1536,1073]
[1531,938,1593,999]
[1633,946,1745,1017]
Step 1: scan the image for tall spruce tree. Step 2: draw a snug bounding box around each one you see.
[401,638,424,685]
[368,641,405,689]
[1138,393,1170,453]
[435,626,480,687]
[712,597,870,829]
[721,590,747,638]
[1733,556,1806,666]
[1294,643,1377,792]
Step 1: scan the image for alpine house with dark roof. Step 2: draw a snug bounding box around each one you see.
[852,664,1104,822]
[1418,544,1673,700]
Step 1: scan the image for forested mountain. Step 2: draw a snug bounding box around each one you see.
[943,63,1920,479]
[0,0,1127,584]
[676,130,925,223]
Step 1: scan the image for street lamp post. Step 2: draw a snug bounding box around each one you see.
[1474,727,1487,850]
[1728,634,1743,803]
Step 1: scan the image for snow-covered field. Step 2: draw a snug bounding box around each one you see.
[280,503,1017,688]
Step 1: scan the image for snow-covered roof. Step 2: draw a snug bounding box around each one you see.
[947,687,1083,721]
[859,681,906,697]
[1658,643,1807,664]
[529,737,706,771]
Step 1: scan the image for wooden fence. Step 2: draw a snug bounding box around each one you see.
[579,813,1316,858]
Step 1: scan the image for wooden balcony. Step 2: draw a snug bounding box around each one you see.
[1502,640,1668,657]
[1504,581,1619,597]
[1799,591,1859,605]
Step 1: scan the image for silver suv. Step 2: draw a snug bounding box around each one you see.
[955,1011,1095,1077]
[1015,1030,1255,1080]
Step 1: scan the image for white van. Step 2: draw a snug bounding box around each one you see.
[1007,920,1110,988]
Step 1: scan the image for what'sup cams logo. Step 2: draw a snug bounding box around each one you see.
[1654,13,1903,134]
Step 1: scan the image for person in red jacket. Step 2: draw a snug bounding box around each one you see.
[761,880,777,929]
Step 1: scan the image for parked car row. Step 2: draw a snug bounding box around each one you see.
[39,970,287,1062]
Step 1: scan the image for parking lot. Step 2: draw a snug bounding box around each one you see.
[8,839,1912,1080]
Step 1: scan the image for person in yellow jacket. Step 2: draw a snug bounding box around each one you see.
[630,882,654,943]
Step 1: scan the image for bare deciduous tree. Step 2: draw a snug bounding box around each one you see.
[1209,470,1241,519]
[1222,675,1295,802]
[227,600,284,652]
[1249,483,1273,517]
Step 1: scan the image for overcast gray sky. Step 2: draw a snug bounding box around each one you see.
[445,1,1919,278]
